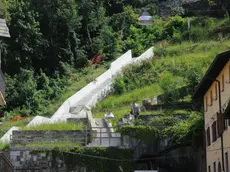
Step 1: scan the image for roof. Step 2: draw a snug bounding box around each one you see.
[0,19,10,38]
[193,50,230,99]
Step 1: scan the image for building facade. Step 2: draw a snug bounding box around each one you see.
[193,51,230,172]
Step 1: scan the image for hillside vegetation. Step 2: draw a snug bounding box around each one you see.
[1,0,229,119]
[93,17,230,145]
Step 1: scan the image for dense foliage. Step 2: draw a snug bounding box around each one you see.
[32,146,134,172]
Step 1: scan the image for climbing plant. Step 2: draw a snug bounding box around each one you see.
[31,146,134,172]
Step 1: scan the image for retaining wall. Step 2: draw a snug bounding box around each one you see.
[9,149,87,171]
[11,130,87,147]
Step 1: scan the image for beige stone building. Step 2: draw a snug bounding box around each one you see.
[194,51,230,172]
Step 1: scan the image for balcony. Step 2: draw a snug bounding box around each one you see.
[0,69,5,105]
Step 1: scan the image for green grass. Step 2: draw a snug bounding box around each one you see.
[139,109,191,116]
[0,118,32,137]
[93,84,162,112]
[21,122,85,131]
[0,142,10,150]
[93,84,162,126]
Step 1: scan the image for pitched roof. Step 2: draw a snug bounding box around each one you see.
[193,50,230,99]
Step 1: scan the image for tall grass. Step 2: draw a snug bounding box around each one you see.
[0,142,10,150]
[22,122,85,131]
[0,118,32,137]
[94,84,162,111]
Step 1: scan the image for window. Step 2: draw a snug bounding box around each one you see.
[217,113,223,136]
[215,83,218,100]
[214,161,216,172]
[205,96,208,111]
[206,127,211,146]
[210,90,213,105]
[218,162,222,172]
[212,121,217,142]
[229,66,230,81]
[222,74,225,91]
[226,152,229,172]
[225,119,229,130]
[208,165,211,172]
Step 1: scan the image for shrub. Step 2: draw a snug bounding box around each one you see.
[112,77,126,95]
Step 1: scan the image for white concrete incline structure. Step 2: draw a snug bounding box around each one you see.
[1,47,154,143]
[0,126,19,143]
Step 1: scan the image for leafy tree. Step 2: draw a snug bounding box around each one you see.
[3,0,43,74]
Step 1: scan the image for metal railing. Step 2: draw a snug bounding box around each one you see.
[0,152,14,172]
[90,127,123,147]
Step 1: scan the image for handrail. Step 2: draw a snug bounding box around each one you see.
[0,152,14,171]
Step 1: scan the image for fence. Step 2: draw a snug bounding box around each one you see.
[90,127,123,147]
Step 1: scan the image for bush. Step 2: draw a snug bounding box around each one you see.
[112,77,126,95]
[158,72,184,103]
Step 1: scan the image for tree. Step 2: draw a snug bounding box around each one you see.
[3,0,43,74]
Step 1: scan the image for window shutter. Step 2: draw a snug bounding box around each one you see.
[206,127,211,146]
[212,121,217,142]
[217,113,223,136]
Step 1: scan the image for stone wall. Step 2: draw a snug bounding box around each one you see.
[11,130,87,147]
[9,149,87,172]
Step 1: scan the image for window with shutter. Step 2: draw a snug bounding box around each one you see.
[206,127,211,146]
[229,66,230,81]
[215,83,218,100]
[217,113,223,136]
[214,161,216,172]
[212,121,217,142]
[210,90,213,105]
[205,96,208,111]
[225,119,229,130]
[226,152,229,172]
[222,74,225,91]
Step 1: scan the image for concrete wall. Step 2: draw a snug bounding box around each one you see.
[133,47,154,63]
[204,59,230,172]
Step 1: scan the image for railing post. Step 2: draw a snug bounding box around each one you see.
[85,127,88,146]
[100,128,102,145]
[109,128,111,146]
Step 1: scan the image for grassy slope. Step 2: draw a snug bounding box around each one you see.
[22,122,85,131]
[92,39,230,125]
